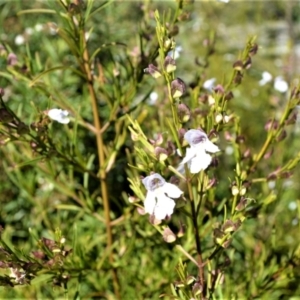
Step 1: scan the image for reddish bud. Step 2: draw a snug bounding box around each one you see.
[249,43,258,56]
[276,130,287,142]
[7,53,18,66]
[225,91,234,101]
[144,64,162,78]
[164,56,176,73]
[243,56,252,69]
[233,60,243,71]
[171,78,186,98]
[177,103,190,123]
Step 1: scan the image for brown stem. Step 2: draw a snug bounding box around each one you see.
[186,172,204,294]
[81,31,120,299]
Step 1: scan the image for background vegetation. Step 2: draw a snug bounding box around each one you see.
[0,0,300,299]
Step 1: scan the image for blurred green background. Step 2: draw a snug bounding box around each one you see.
[0,0,300,299]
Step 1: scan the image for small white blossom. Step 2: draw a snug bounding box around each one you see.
[148,92,158,105]
[203,78,216,91]
[259,71,272,86]
[46,108,70,124]
[142,173,183,220]
[168,46,182,60]
[178,129,220,174]
[274,76,288,93]
[15,35,25,45]
[35,24,44,32]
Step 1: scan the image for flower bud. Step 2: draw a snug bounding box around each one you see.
[240,186,246,195]
[243,56,252,69]
[164,39,175,51]
[192,283,203,296]
[164,56,176,73]
[265,119,279,131]
[214,84,224,94]
[222,220,236,233]
[208,95,215,105]
[235,135,245,144]
[249,43,258,56]
[163,227,176,243]
[231,185,239,196]
[234,71,243,85]
[177,103,190,123]
[177,222,186,238]
[233,60,243,71]
[215,113,223,124]
[171,78,186,98]
[285,112,297,125]
[7,53,18,66]
[68,3,81,15]
[235,197,248,211]
[154,147,168,162]
[144,64,161,78]
[276,130,287,142]
[128,195,138,203]
[223,115,230,123]
[224,91,234,101]
[178,128,186,142]
[166,140,176,155]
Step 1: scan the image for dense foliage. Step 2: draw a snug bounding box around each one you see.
[0,1,300,299]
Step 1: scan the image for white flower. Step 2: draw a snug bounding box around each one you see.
[203,78,216,90]
[142,173,183,220]
[259,71,272,86]
[148,92,158,105]
[274,76,288,93]
[15,34,25,46]
[46,108,70,124]
[178,129,220,174]
[167,46,182,60]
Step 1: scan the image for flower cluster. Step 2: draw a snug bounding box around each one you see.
[140,129,220,220]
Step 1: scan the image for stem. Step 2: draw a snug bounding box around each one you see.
[81,30,120,298]
[186,169,205,293]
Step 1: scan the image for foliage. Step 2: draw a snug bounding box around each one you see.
[0,0,300,299]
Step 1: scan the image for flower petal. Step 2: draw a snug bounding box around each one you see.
[204,140,220,153]
[144,191,156,215]
[47,108,70,124]
[184,129,207,147]
[142,173,165,191]
[189,152,212,173]
[163,183,183,198]
[154,194,175,220]
[181,147,197,165]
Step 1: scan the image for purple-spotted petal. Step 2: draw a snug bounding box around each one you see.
[142,173,166,191]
